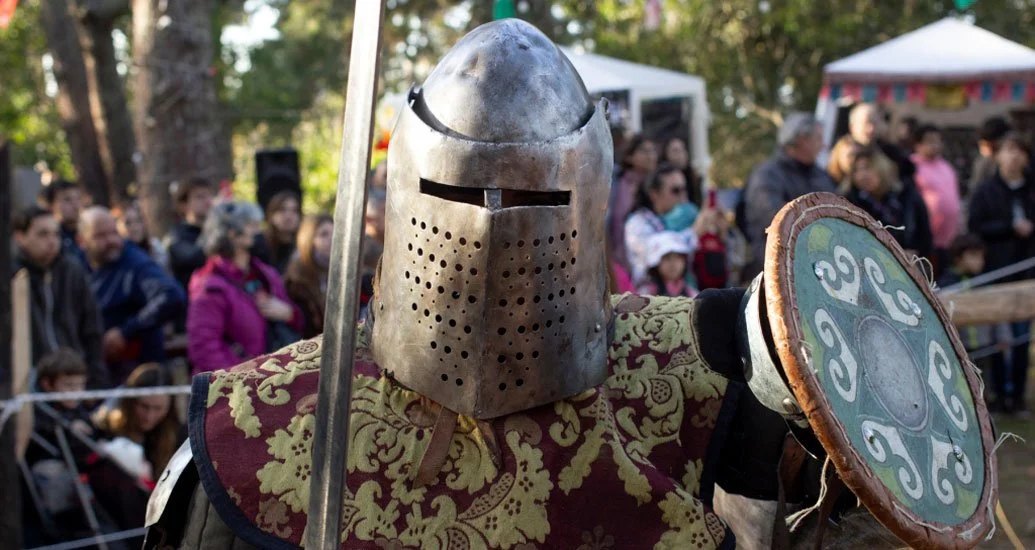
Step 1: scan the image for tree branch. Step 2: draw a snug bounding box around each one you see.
[735,93,784,128]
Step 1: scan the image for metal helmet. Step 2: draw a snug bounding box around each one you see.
[371,19,613,419]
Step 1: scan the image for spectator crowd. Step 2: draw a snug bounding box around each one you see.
[11,170,385,547]
[10,103,1035,547]
[609,105,1033,423]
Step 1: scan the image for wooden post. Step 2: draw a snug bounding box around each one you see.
[11,270,33,459]
[939,280,1035,327]
[0,139,23,549]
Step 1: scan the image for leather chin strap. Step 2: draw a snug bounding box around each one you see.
[412,405,458,488]
[410,403,502,489]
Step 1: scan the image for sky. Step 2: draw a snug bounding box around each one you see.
[221,0,281,73]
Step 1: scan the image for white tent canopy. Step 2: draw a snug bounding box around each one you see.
[560,47,711,176]
[824,17,1035,82]
[816,17,1035,151]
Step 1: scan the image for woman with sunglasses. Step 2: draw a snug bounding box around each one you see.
[624,163,721,286]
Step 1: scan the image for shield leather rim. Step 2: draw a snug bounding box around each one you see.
[763,192,998,549]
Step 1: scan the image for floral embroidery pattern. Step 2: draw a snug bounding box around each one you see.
[256,413,314,514]
[256,498,293,539]
[201,296,732,549]
[577,525,616,550]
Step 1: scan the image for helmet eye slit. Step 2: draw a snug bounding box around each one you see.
[420,178,569,210]
[420,178,483,206]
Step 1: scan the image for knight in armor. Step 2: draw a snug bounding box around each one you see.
[145,19,996,550]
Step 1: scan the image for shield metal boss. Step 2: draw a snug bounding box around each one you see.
[763,193,997,548]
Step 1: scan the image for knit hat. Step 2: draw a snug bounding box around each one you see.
[645,232,692,269]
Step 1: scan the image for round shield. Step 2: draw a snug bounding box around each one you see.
[763,193,997,548]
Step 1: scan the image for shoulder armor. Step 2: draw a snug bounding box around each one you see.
[146,440,197,527]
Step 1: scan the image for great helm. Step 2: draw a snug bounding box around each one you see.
[371,19,613,419]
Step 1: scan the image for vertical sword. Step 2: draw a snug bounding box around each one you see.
[305,0,387,548]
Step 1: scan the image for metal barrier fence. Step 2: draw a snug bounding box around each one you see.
[4,385,191,550]
[938,256,1035,295]
[26,528,147,550]
[0,385,192,434]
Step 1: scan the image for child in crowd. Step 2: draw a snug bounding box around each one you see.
[660,192,734,289]
[23,349,104,546]
[636,233,698,297]
[31,349,96,465]
[936,234,1010,411]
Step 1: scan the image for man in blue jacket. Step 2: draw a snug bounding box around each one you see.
[79,206,186,384]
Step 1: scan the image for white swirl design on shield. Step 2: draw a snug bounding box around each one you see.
[861,420,924,500]
[928,340,969,432]
[930,435,974,505]
[816,246,861,305]
[863,257,920,327]
[814,308,858,403]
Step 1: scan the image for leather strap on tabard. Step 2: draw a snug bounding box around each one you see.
[412,405,459,488]
[812,468,846,550]
[772,433,808,550]
[773,437,849,550]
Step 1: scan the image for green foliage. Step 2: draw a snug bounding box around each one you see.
[0,0,73,177]
[293,92,346,214]
[559,0,1035,187]
[232,92,343,214]
[8,0,1035,203]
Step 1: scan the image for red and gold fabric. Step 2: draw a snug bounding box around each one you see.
[188,294,738,549]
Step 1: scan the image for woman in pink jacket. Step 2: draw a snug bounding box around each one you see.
[187,202,303,374]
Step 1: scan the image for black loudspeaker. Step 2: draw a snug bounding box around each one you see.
[255,148,301,212]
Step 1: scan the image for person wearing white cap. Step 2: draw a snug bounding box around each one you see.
[636,232,698,297]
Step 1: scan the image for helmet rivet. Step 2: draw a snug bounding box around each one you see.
[813,263,825,279]
[865,429,876,444]
[781,397,797,414]
[952,444,963,461]
[594,324,602,332]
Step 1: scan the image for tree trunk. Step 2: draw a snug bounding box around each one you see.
[133,0,231,238]
[77,0,137,205]
[40,0,110,206]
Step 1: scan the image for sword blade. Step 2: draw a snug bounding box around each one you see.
[305,1,387,547]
